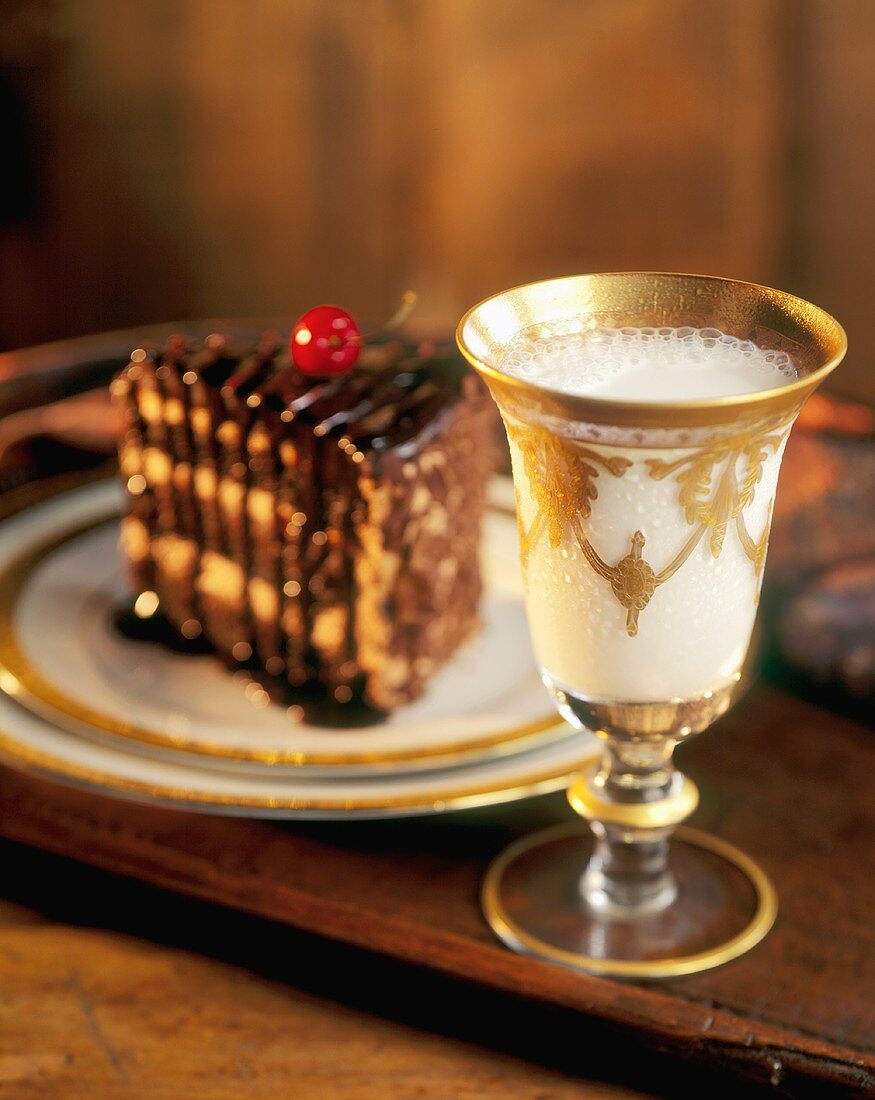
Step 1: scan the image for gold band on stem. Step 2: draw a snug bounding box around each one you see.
[567,769,699,829]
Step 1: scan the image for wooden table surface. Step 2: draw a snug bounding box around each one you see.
[0,842,651,1100]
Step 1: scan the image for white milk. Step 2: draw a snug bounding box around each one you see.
[502,326,796,401]
[500,327,796,702]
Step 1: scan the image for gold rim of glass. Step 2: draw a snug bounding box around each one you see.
[456,271,847,428]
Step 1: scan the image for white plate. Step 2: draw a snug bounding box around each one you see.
[0,479,578,777]
[0,685,597,819]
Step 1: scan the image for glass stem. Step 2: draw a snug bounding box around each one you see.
[581,738,680,916]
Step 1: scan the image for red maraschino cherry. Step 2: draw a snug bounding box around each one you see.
[291,305,361,375]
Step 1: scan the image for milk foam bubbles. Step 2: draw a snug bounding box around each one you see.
[501,326,796,401]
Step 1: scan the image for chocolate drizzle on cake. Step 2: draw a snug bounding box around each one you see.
[113,601,216,655]
[114,334,497,714]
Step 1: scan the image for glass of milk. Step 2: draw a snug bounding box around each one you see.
[458,273,845,978]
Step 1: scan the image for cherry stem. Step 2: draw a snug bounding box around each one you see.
[360,291,418,341]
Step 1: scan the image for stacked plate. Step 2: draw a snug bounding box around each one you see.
[0,478,597,818]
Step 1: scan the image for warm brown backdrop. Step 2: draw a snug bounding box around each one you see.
[1,0,872,399]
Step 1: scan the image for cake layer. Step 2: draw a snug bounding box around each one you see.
[114,335,497,712]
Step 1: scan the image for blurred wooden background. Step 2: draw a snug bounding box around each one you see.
[0,0,872,399]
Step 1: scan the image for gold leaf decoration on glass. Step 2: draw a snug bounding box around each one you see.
[645,404,798,569]
[504,418,631,563]
[506,401,799,636]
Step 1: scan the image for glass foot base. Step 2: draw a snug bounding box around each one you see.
[482,822,777,980]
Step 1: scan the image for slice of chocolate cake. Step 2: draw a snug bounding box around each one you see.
[112,334,497,712]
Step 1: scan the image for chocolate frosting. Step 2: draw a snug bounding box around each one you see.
[141,334,471,457]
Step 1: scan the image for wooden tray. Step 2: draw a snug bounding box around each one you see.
[0,451,871,1095]
[0,680,872,1095]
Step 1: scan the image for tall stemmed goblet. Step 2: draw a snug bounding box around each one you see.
[457,274,845,978]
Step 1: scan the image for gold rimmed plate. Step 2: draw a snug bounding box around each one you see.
[0,478,580,779]
[0,681,597,818]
